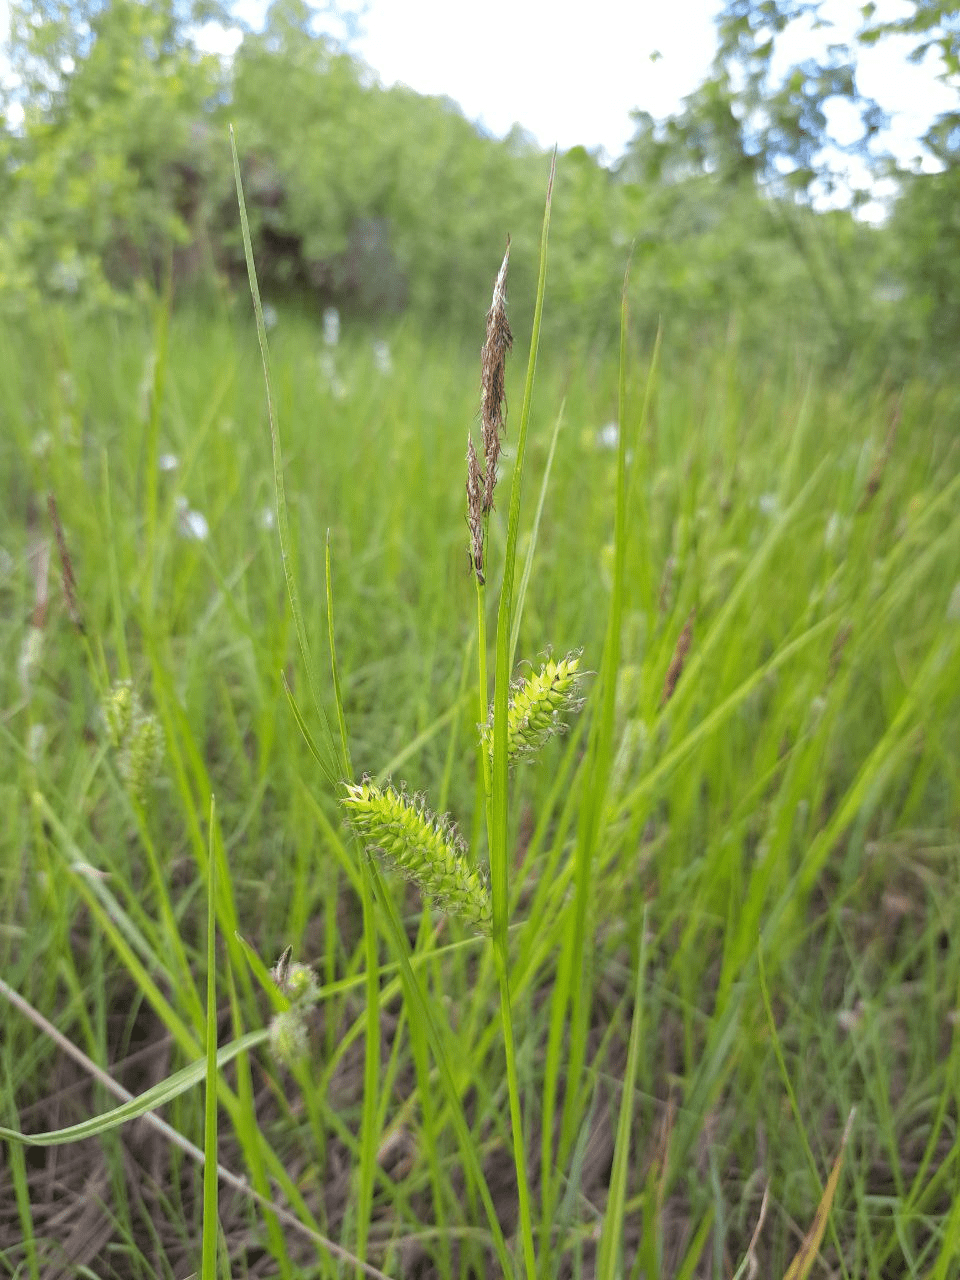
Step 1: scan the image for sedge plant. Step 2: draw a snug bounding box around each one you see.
[230,130,585,1275]
[337,156,591,1277]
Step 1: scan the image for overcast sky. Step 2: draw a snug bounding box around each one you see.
[2,0,956,196]
[221,0,956,173]
[349,0,721,161]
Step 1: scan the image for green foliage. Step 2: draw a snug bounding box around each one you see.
[0,0,228,307]
[2,279,960,1274]
[228,1,546,323]
[644,0,960,357]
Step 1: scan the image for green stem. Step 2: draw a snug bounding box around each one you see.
[478,550,534,1278]
[495,946,536,1280]
[476,573,492,809]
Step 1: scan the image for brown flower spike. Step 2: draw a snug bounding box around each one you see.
[660,609,695,709]
[480,238,513,514]
[466,239,513,584]
[466,433,485,584]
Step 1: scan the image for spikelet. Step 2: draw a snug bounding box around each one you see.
[466,433,485,585]
[482,652,586,765]
[119,713,164,802]
[274,957,319,1005]
[48,493,84,633]
[659,610,694,709]
[342,781,491,932]
[103,681,136,750]
[102,681,165,802]
[266,952,318,1068]
[479,239,513,514]
[269,1009,309,1067]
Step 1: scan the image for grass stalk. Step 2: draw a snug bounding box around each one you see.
[541,266,635,1259]
[229,124,340,787]
[325,537,381,1274]
[483,152,556,1280]
[201,795,221,1280]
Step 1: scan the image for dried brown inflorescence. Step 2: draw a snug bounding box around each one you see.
[466,239,513,583]
[48,492,85,633]
[659,609,695,709]
[480,238,513,513]
[466,433,485,585]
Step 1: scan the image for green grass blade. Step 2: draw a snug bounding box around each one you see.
[491,149,556,949]
[326,532,352,780]
[508,397,565,671]
[323,530,380,1277]
[0,1029,265,1146]
[202,795,221,1280]
[2,1046,40,1280]
[229,124,339,786]
[224,959,294,1279]
[553,264,637,1187]
[675,1208,716,1280]
[596,908,648,1279]
[142,280,171,619]
[367,856,515,1277]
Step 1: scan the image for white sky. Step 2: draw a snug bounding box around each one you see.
[223,0,955,168]
[350,0,720,162]
[2,0,956,196]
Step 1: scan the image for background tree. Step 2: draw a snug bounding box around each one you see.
[0,0,230,303]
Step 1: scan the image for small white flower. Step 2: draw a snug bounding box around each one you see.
[318,350,347,399]
[262,303,279,331]
[372,339,392,374]
[596,421,619,450]
[837,1001,865,1033]
[873,279,904,304]
[757,492,778,516]
[323,306,341,347]
[158,452,179,472]
[259,506,276,530]
[175,495,210,542]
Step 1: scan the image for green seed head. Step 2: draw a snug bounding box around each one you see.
[102,681,136,750]
[103,681,165,802]
[268,1009,309,1067]
[482,652,586,766]
[281,961,319,1005]
[119,711,164,803]
[342,780,491,932]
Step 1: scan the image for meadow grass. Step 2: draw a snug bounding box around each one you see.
[1,224,960,1279]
